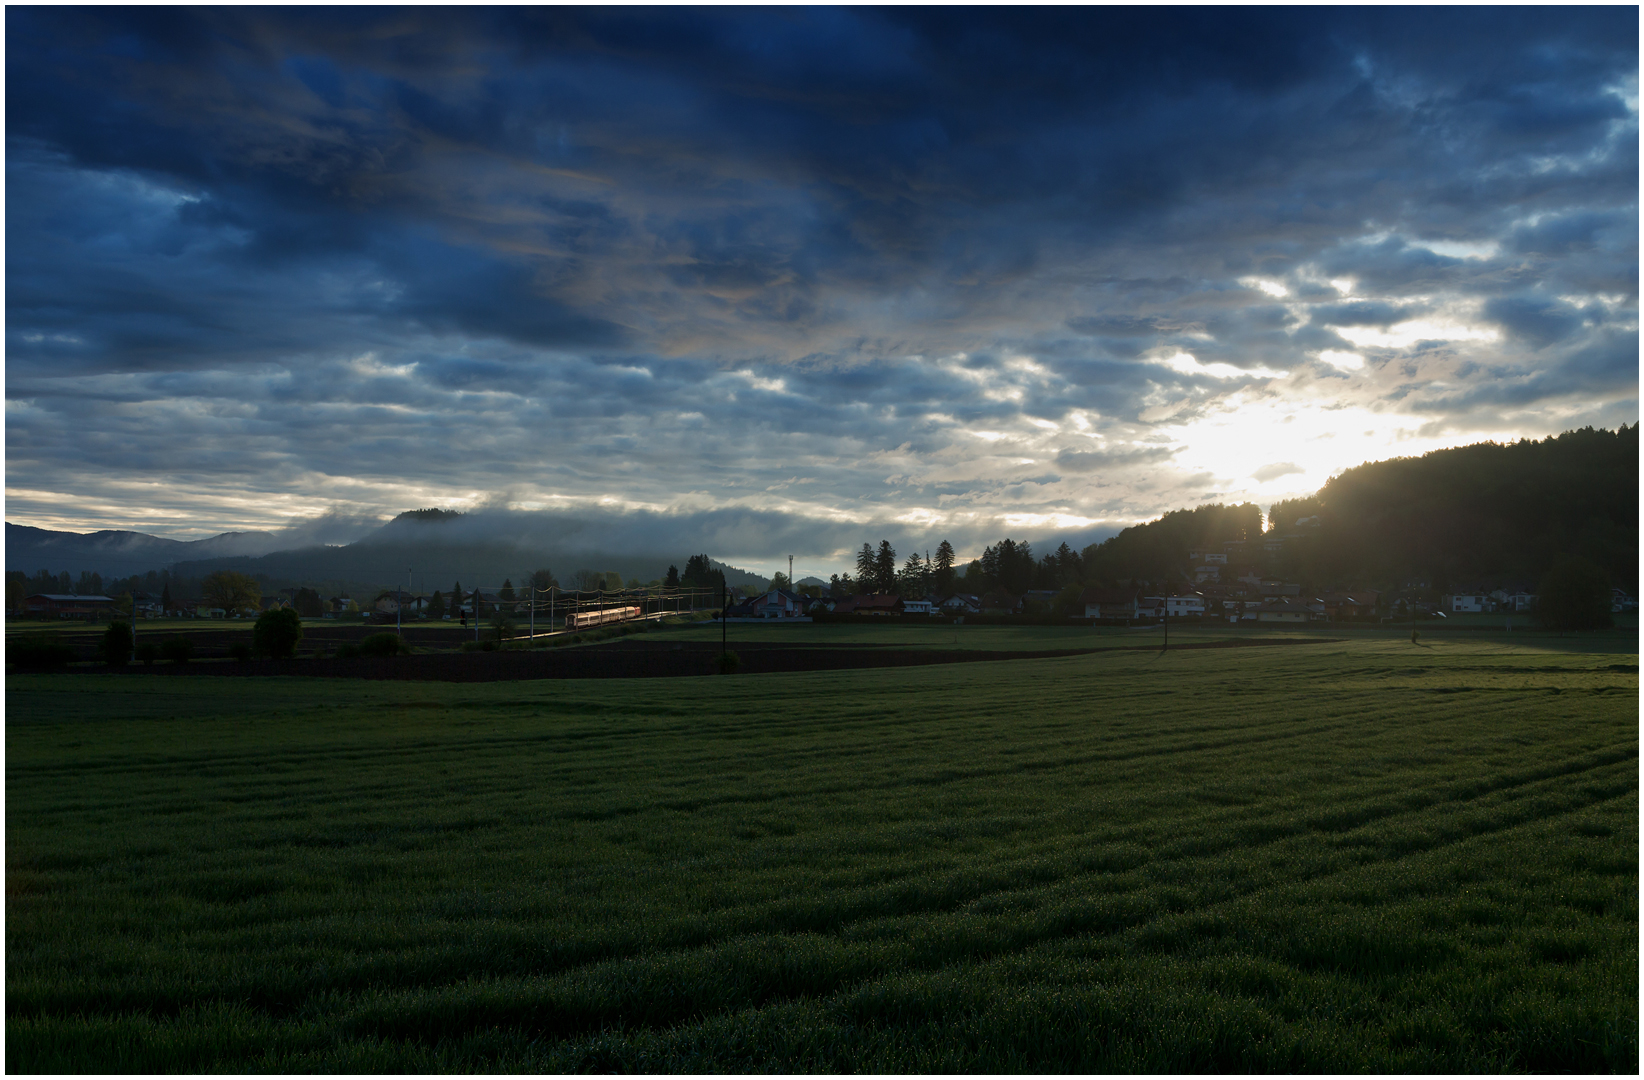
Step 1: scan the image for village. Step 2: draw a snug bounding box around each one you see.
[20,541,1635,629]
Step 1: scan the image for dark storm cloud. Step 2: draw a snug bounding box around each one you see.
[5,7,1636,554]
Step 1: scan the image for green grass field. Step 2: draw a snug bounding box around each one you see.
[7,637,1637,1071]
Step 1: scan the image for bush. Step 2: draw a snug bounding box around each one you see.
[358,632,406,658]
[135,642,159,665]
[460,639,497,653]
[335,643,361,659]
[716,650,741,675]
[253,608,304,659]
[100,621,134,666]
[10,635,76,670]
[160,636,195,664]
[228,642,253,662]
[1534,557,1614,632]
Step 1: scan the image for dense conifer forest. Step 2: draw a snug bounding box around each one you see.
[1079,426,1637,593]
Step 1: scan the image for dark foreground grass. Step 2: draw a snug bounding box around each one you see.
[7,639,1637,1072]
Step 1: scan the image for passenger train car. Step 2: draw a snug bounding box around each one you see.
[564,605,643,630]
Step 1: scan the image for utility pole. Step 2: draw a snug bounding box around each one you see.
[788,555,793,590]
[399,567,409,639]
[721,572,728,661]
[1162,587,1169,653]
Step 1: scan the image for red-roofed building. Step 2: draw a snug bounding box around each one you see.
[23,594,118,619]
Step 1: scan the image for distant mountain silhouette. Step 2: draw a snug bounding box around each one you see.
[7,513,772,595]
[5,522,283,580]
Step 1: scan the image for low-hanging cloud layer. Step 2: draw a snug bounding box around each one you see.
[6,8,1637,576]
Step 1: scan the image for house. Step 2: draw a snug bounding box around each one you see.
[1256,598,1313,623]
[750,588,807,618]
[901,598,936,616]
[1079,587,1142,621]
[1612,588,1637,613]
[1259,581,1302,598]
[22,593,117,619]
[374,590,430,616]
[938,593,982,614]
[1189,552,1227,583]
[1444,594,1490,614]
[1016,590,1061,614]
[979,591,1018,614]
[851,593,903,616]
[1165,594,1206,619]
[1317,591,1380,621]
[1490,590,1536,613]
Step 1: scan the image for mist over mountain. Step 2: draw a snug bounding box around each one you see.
[6,523,283,582]
[10,428,1634,597]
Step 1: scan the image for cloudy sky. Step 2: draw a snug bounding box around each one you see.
[6,8,1637,577]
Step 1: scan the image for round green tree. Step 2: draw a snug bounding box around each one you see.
[1533,557,1614,632]
[100,620,133,666]
[252,607,304,658]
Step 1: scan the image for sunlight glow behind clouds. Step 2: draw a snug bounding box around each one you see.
[3,8,1636,572]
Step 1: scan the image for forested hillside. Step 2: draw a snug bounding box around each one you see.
[1269,425,1637,591]
[1079,426,1637,592]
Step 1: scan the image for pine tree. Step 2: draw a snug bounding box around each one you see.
[933,540,956,595]
[875,541,897,594]
[899,552,925,597]
[855,543,877,590]
[665,565,680,588]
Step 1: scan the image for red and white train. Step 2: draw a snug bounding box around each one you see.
[564,605,643,630]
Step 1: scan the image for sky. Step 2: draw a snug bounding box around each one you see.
[5,8,1638,578]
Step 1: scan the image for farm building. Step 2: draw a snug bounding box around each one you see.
[22,593,117,619]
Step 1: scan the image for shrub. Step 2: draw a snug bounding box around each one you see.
[100,621,134,667]
[10,635,76,671]
[358,632,405,658]
[1534,557,1614,632]
[335,643,361,659]
[716,650,741,675]
[160,636,195,664]
[253,608,304,659]
[228,642,253,662]
[135,642,159,665]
